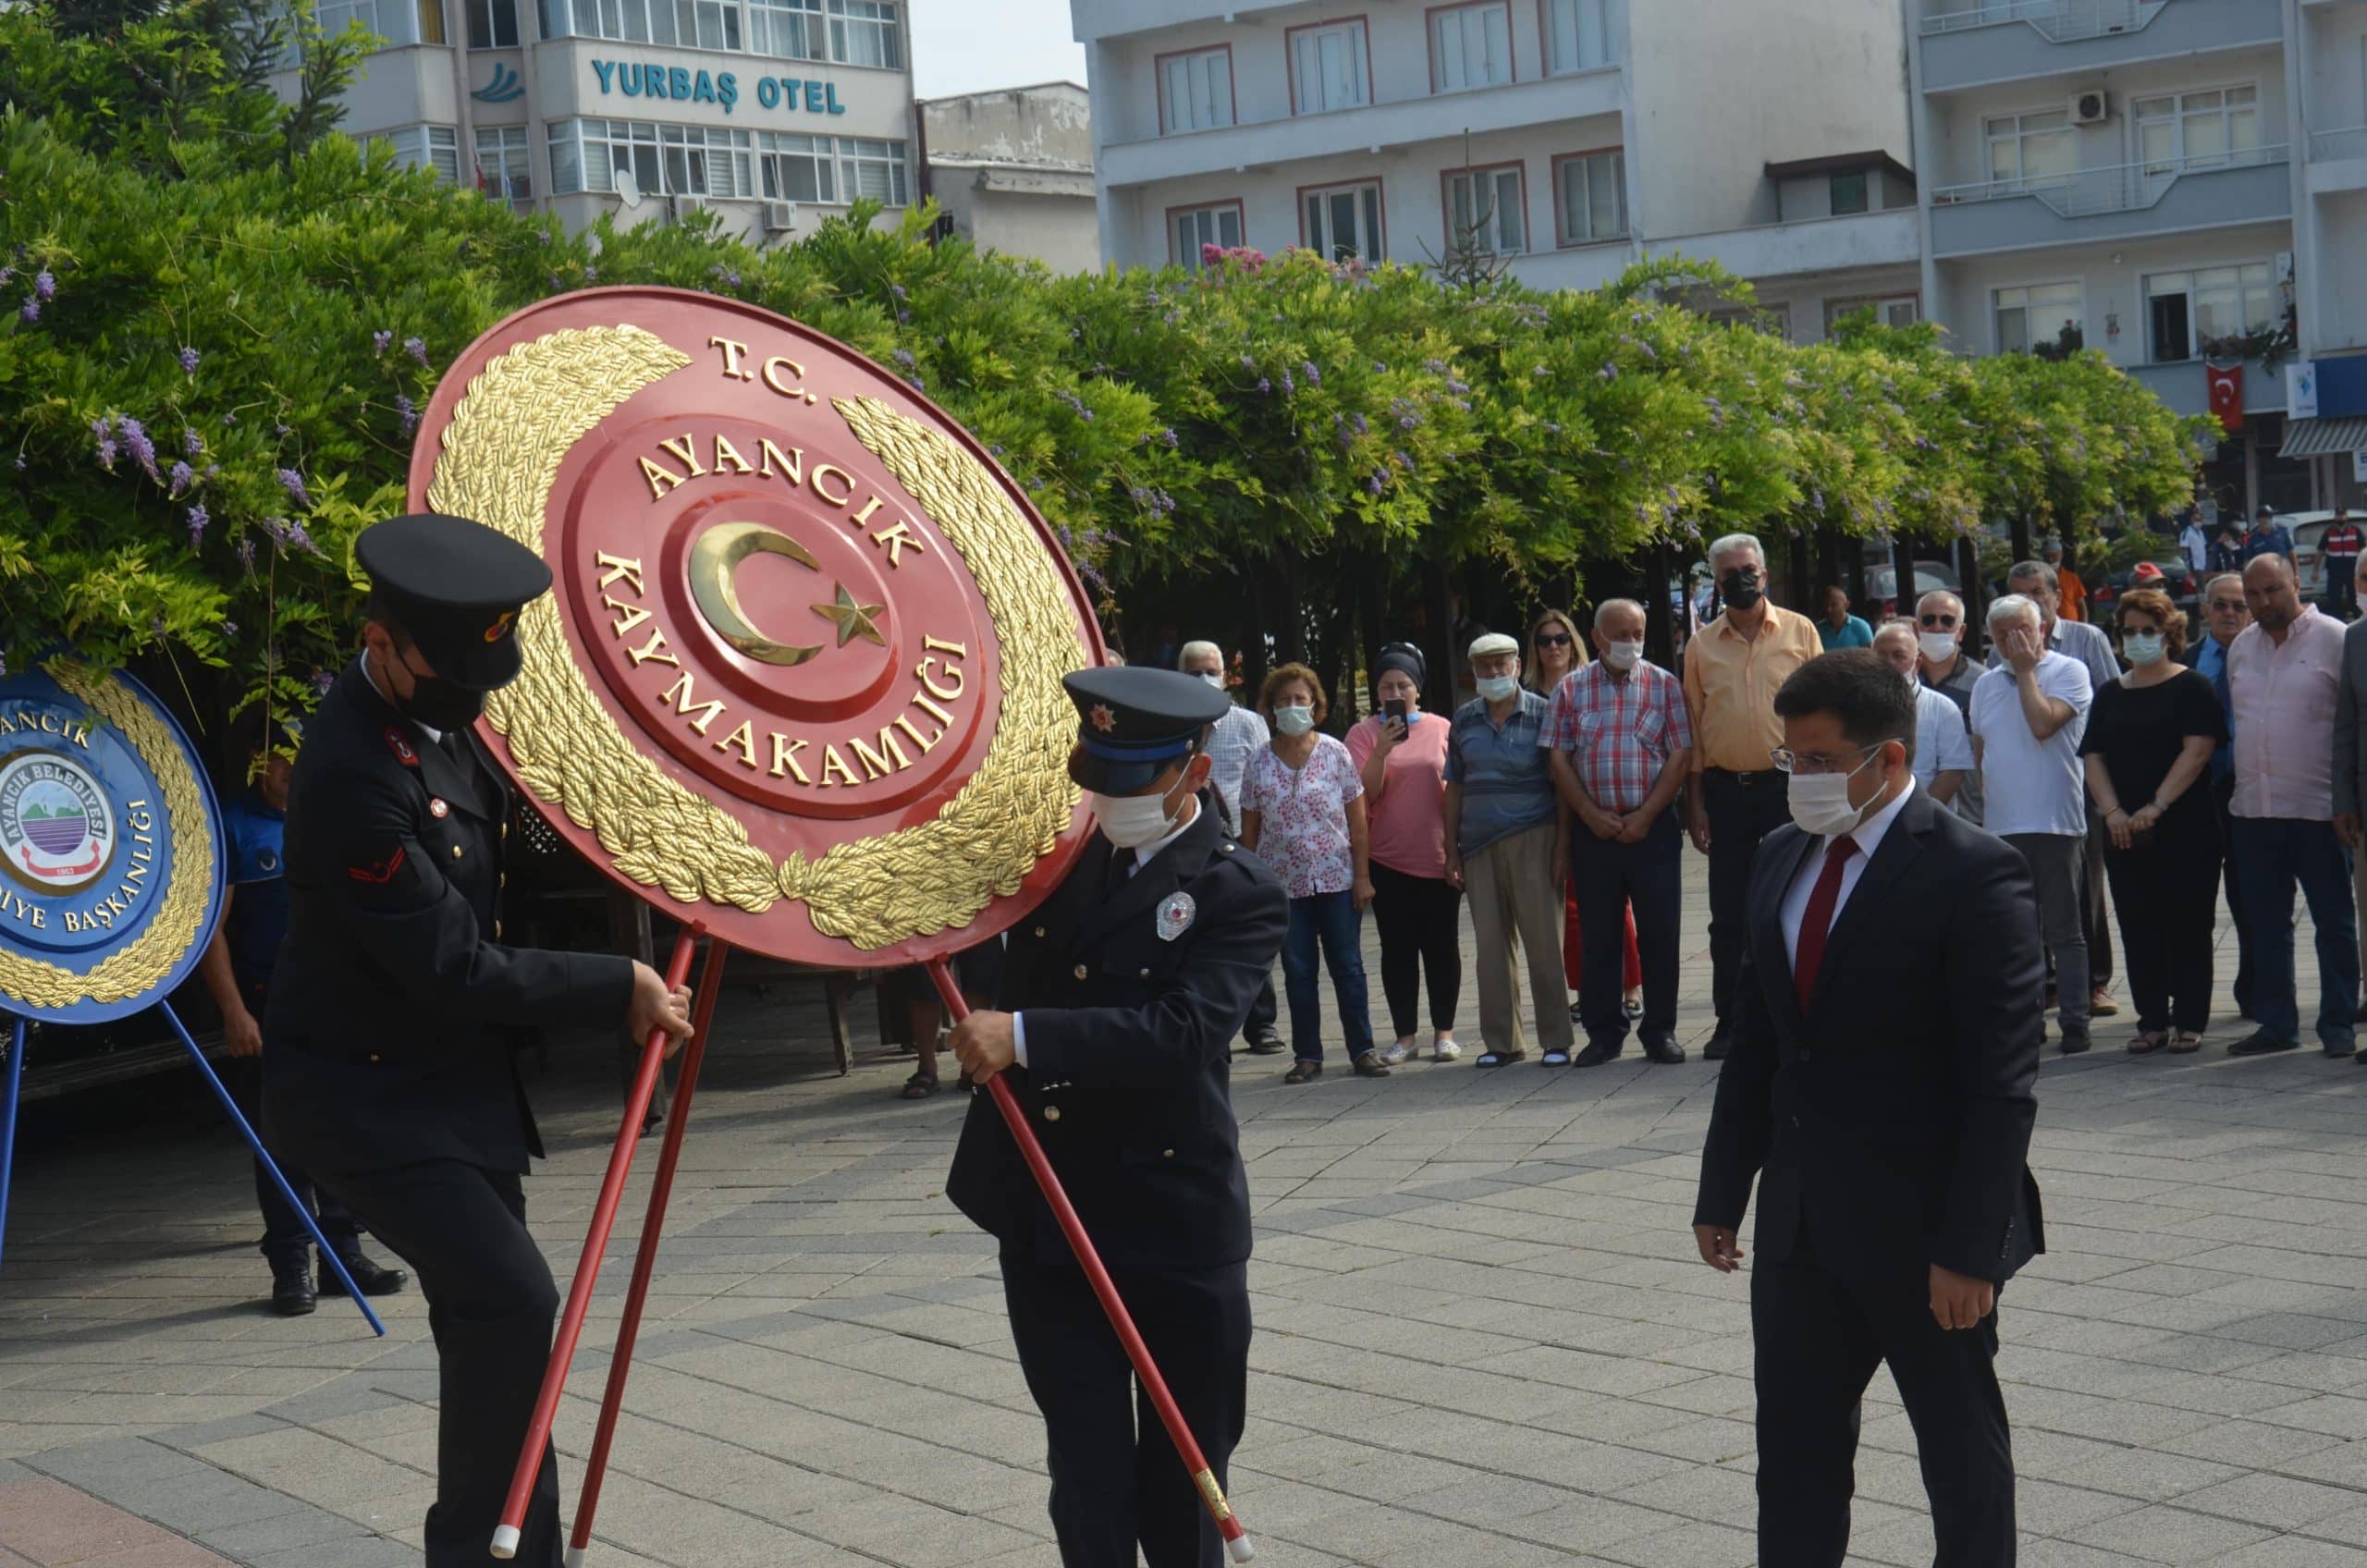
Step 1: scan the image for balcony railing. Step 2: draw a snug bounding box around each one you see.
[1922,0,2164,39]
[1932,144,2287,217]
[2312,127,2367,163]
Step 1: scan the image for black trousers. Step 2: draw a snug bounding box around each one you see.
[2082,810,2115,989]
[222,1055,358,1270]
[314,1161,563,1568]
[2103,814,2220,1034]
[1703,769,1791,1032]
[1367,862,1462,1036]
[1001,1256,1250,1568]
[1753,1227,2015,1568]
[2327,565,2360,620]
[2212,773,2258,1014]
[1574,810,1681,1048]
[1243,974,1279,1040]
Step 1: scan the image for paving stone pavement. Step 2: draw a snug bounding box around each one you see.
[6,851,2367,1566]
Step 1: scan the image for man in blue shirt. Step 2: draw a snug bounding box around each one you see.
[2190,573,2257,1018]
[2243,506,2295,564]
[1818,585,1875,651]
[199,713,407,1316]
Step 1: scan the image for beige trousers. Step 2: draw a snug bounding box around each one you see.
[1463,820,1574,1058]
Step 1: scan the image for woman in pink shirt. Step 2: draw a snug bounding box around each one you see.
[1346,643,1461,1065]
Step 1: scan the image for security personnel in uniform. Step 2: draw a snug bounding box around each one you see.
[947,666,1288,1568]
[262,513,694,1568]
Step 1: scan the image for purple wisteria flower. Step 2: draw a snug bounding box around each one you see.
[0,267,14,288]
[276,468,313,508]
[1281,369,1295,395]
[185,504,209,547]
[889,283,907,300]
[237,536,256,571]
[372,329,392,356]
[183,426,202,457]
[119,418,159,479]
[1160,427,1178,448]
[11,455,24,472]
[402,337,428,365]
[32,270,54,301]
[92,416,117,471]
[18,300,37,324]
[178,346,200,374]
[892,349,915,368]
[311,670,336,696]
[220,621,237,637]
[1256,377,1271,394]
[1302,361,1319,387]
[167,460,194,497]
[395,393,418,435]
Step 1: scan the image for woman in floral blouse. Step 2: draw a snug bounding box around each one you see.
[1239,663,1382,1083]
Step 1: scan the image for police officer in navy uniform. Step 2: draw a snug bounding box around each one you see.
[947,666,1289,1568]
[262,513,694,1568]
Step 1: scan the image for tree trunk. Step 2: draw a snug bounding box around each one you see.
[1890,533,1918,619]
[1645,541,1676,674]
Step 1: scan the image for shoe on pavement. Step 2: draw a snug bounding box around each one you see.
[2227,1029,2300,1057]
[2090,986,2120,1019]
[1431,1038,1463,1062]
[1245,1030,1287,1055]
[1377,1039,1417,1067]
[2325,1038,2358,1059]
[270,1263,317,1317]
[320,1254,409,1298]
[1704,1033,1732,1062]
[1641,1036,1686,1065]
[2057,1030,2092,1055]
[1572,1040,1622,1068]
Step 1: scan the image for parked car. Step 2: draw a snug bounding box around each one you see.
[2090,558,2201,620]
[1864,559,1961,616]
[2284,511,2339,602]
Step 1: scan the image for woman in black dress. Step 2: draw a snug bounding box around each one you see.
[2079,587,2226,1053]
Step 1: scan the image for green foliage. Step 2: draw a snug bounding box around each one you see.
[0,0,2213,729]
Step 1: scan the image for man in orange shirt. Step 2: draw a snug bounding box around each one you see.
[2045,540,2087,624]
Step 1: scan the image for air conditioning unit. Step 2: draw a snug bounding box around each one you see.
[2069,89,2110,125]
[671,193,709,221]
[763,199,800,234]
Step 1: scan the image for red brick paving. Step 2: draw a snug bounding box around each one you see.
[0,1480,230,1568]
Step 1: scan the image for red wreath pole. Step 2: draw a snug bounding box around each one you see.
[562,937,731,1566]
[492,924,703,1561]
[928,959,1254,1563]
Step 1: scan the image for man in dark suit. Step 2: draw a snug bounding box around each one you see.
[264,513,694,1568]
[948,666,1288,1568]
[1692,649,2045,1568]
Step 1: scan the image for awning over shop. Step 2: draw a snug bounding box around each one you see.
[2280,416,2367,459]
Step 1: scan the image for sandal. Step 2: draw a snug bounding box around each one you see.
[1541,1050,1572,1066]
[1475,1050,1527,1068]
[2167,1031,2202,1054]
[1283,1060,1323,1084]
[900,1071,939,1099]
[2126,1032,2167,1055]
[1350,1053,1391,1078]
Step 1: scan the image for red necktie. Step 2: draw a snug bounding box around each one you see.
[1793,837,1859,1015]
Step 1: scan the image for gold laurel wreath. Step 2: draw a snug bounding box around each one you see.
[427,324,1082,949]
[0,661,217,1011]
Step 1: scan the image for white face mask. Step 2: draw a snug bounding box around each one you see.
[1197,672,1224,689]
[1600,639,1643,670]
[1476,675,1520,702]
[2121,631,2166,667]
[1273,704,1315,737]
[1787,749,1882,838]
[1093,784,1181,849]
[1918,631,1957,664]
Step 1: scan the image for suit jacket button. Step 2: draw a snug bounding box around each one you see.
[1035,925,1047,937]
[1139,967,1151,978]
[367,1053,381,1064]
[494,920,503,939]
[450,844,463,859]
[1221,843,1235,852]
[1073,963,1087,980]
[1162,1148,1175,1159]
[1790,1116,1801,1129]
[1798,1048,1812,1062]
[1042,1105,1061,1122]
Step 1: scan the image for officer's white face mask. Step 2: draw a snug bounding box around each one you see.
[1093,761,1200,850]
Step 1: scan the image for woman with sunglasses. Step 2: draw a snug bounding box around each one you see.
[1530,610,1643,1025]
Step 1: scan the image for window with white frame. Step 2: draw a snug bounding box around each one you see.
[1172,203,1245,267]
[758,131,837,202]
[1302,180,1383,263]
[1984,109,2076,190]
[475,124,533,202]
[1711,303,1790,338]
[537,0,738,49]
[1542,0,1610,74]
[828,0,901,67]
[748,0,823,57]
[1823,294,1919,336]
[1429,1,1512,94]
[375,124,460,183]
[1160,47,1234,135]
[547,119,753,198]
[1554,150,1625,245]
[2134,86,2260,171]
[313,0,443,46]
[1994,282,2084,357]
[1446,163,1525,255]
[1290,19,1368,114]
[2146,263,2275,361]
[838,137,910,203]
[466,0,517,44]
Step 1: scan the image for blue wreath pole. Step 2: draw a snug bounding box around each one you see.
[156,1002,384,1336]
[0,1013,24,1283]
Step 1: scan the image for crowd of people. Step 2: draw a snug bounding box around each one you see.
[1116,524,2367,1080]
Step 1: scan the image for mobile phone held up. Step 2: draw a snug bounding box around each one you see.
[1383,699,1415,728]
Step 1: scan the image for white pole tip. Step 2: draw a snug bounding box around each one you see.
[489,1525,521,1560]
[565,1548,588,1568]
[1227,1535,1256,1563]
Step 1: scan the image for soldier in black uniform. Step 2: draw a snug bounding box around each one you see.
[262,513,694,1568]
[947,666,1289,1568]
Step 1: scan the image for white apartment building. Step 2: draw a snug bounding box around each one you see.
[281,0,919,249]
[1070,0,1927,346]
[1908,0,2367,516]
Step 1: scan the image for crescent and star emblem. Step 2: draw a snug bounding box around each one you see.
[687,521,885,668]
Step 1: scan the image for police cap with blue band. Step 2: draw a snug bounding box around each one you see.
[355,513,554,692]
[1063,666,1233,793]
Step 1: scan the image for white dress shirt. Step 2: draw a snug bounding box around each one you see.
[1781,776,1918,971]
[1012,801,1201,1065]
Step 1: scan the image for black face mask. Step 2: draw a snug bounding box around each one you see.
[1720,569,1764,609]
[386,649,487,732]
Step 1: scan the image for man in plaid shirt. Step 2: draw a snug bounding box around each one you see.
[1542,598,1695,1066]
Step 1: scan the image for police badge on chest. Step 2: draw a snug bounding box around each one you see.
[1157,891,1196,942]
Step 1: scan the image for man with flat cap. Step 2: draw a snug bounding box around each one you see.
[263,513,695,1568]
[947,665,1289,1568]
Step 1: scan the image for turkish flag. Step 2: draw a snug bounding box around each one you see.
[2208,362,2243,435]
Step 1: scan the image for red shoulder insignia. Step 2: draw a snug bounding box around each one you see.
[384,727,419,766]
[347,845,407,884]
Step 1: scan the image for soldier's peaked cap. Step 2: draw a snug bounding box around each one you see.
[1063,666,1232,793]
[356,513,553,692]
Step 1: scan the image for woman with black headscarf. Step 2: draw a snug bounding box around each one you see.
[1346,642,1462,1065]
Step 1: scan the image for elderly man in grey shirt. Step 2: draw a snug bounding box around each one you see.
[1181,639,1284,1052]
[1990,558,2122,1022]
